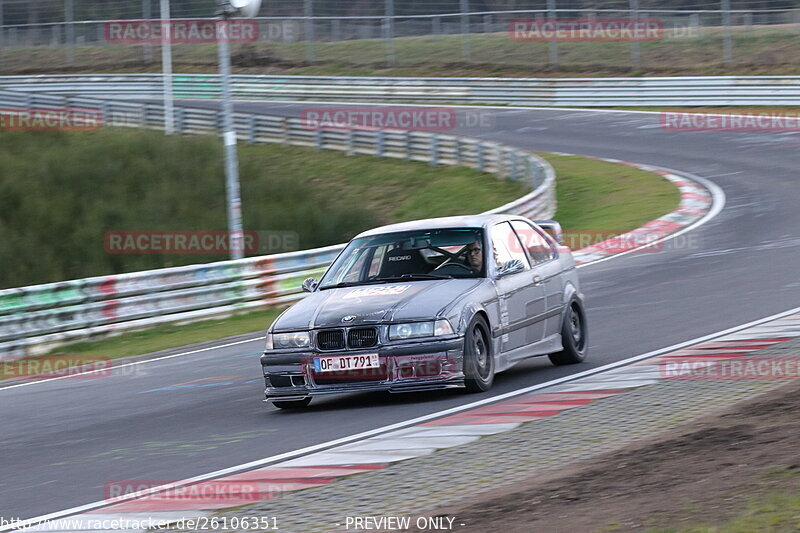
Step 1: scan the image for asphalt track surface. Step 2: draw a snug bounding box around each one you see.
[2,103,799,521]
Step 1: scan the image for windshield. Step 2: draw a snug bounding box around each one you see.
[318,228,485,290]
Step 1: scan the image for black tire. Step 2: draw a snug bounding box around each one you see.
[464,315,495,393]
[273,398,312,410]
[549,300,588,366]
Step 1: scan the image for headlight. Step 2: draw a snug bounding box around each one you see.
[389,319,454,341]
[266,332,311,350]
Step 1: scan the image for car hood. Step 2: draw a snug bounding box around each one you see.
[273,279,484,331]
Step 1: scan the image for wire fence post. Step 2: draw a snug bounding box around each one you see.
[384,0,396,66]
[65,0,75,66]
[143,0,153,64]
[160,0,174,135]
[304,0,315,62]
[547,0,558,68]
[460,0,470,62]
[0,0,4,70]
[630,0,641,71]
[722,0,733,66]
[690,13,701,38]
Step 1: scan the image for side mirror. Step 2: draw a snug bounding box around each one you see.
[301,278,318,293]
[534,220,564,245]
[497,259,525,278]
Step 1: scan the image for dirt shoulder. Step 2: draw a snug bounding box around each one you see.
[421,380,800,532]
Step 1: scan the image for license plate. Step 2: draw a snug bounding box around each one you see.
[313,354,380,373]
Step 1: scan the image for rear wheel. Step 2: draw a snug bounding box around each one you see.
[549,300,588,366]
[272,398,312,409]
[464,315,494,392]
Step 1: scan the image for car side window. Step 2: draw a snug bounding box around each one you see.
[490,222,531,270]
[511,221,556,265]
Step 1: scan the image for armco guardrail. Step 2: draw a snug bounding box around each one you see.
[0,88,556,361]
[3,74,800,106]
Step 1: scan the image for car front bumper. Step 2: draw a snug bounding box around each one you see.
[261,336,465,402]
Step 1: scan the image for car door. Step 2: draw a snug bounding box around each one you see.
[510,220,564,339]
[490,222,547,354]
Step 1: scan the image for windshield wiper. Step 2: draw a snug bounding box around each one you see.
[371,273,453,282]
[319,273,452,291]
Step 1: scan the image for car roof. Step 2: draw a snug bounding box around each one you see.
[354,214,527,239]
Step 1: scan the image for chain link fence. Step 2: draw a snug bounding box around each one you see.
[1,1,799,73]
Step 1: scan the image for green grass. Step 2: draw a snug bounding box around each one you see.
[546,153,680,231]
[4,23,800,77]
[644,469,800,533]
[15,151,680,375]
[0,128,529,288]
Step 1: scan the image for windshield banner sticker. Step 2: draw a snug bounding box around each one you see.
[343,285,411,299]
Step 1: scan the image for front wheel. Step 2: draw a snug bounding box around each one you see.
[549,300,588,366]
[464,315,494,393]
[272,398,312,410]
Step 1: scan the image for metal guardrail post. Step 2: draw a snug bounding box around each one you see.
[100,101,109,126]
[281,117,289,144]
[547,0,558,67]
[175,106,185,134]
[477,141,485,172]
[347,128,355,155]
[404,131,411,160]
[304,0,315,62]
[247,115,257,144]
[315,128,323,150]
[430,134,439,167]
[141,103,149,129]
[455,138,462,165]
[460,0,471,62]
[376,130,385,157]
[384,0,396,66]
[722,0,733,65]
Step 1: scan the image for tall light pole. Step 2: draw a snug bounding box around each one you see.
[161,0,174,135]
[217,0,261,260]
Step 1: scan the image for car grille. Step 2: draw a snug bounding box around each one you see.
[348,327,378,349]
[316,329,346,351]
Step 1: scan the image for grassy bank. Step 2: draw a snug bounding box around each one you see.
[0,128,529,289]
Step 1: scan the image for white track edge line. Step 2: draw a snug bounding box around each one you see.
[4,304,799,532]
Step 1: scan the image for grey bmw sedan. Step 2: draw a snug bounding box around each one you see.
[261,214,587,409]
